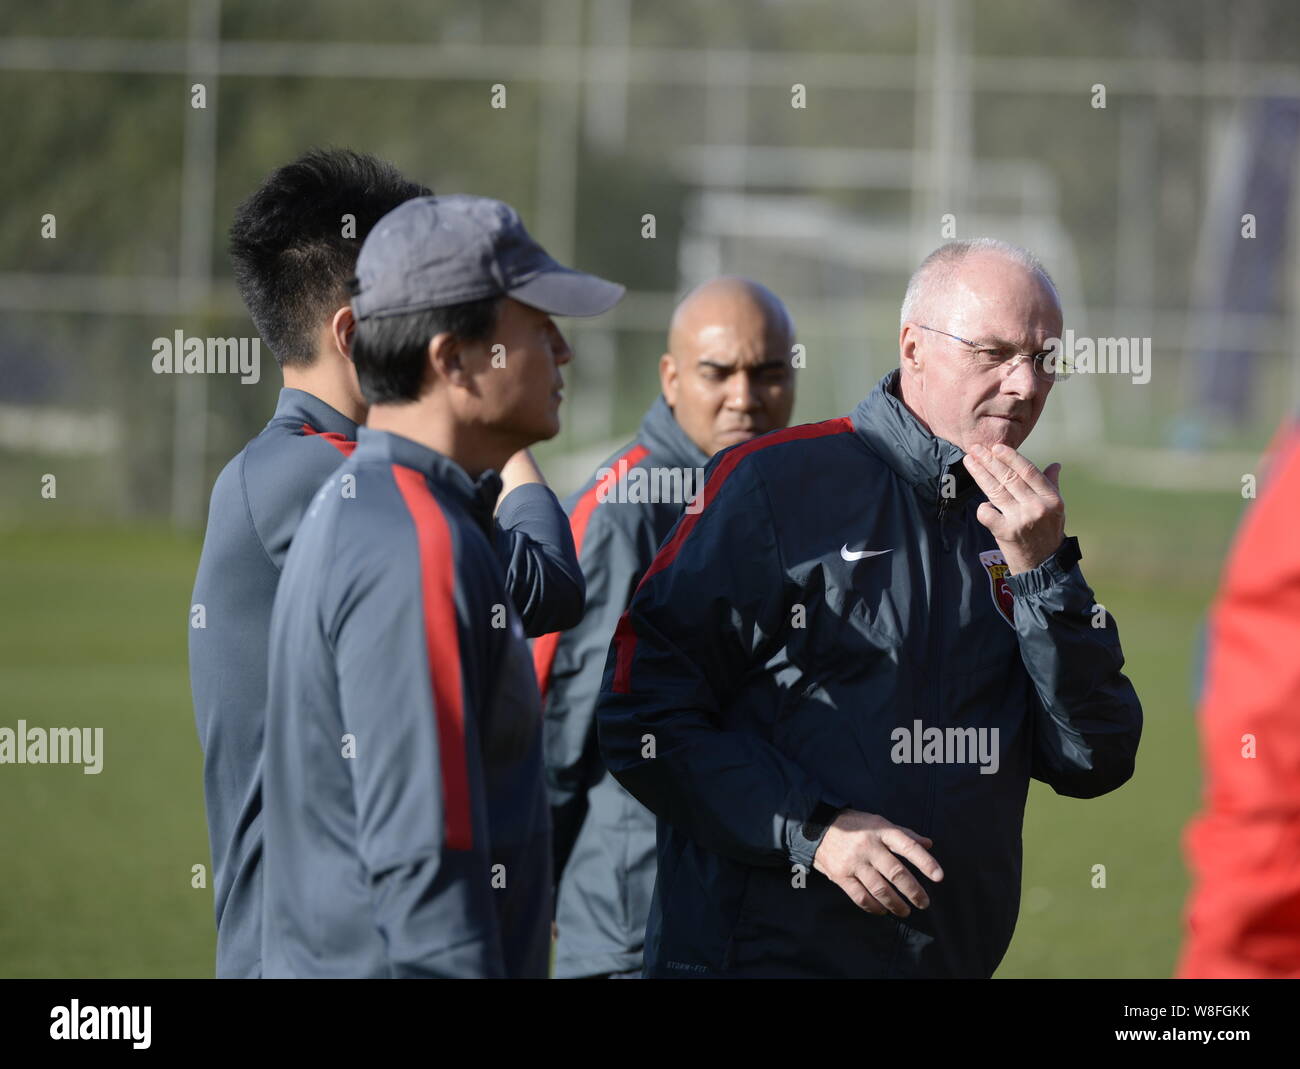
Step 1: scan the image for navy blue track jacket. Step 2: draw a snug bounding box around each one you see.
[261,428,550,977]
[596,370,1143,978]
[189,388,582,977]
[535,395,708,977]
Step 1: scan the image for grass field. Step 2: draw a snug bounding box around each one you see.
[0,461,1246,977]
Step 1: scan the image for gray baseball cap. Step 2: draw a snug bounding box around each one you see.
[351,194,624,321]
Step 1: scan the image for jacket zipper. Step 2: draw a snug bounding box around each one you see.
[900,483,951,975]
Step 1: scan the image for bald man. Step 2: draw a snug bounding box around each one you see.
[534,277,797,978]
[597,240,1142,977]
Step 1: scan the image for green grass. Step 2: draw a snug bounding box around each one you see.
[993,463,1244,977]
[0,461,1247,977]
[996,581,1211,978]
[0,526,212,977]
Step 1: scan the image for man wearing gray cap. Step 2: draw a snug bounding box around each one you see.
[261,195,623,977]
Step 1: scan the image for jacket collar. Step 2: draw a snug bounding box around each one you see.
[353,427,503,532]
[271,388,358,439]
[851,370,979,509]
[638,395,711,470]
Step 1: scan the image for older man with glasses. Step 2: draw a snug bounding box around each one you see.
[596,238,1142,978]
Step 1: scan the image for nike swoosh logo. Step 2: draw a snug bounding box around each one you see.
[841,545,893,562]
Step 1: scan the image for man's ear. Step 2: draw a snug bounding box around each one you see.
[428,332,471,390]
[331,305,356,360]
[659,352,679,406]
[899,324,923,375]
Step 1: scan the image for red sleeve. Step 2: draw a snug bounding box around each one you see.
[1179,421,1300,978]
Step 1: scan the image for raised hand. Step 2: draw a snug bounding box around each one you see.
[962,442,1065,575]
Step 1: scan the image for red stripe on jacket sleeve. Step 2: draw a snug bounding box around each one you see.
[531,442,650,701]
[301,423,357,456]
[391,464,473,851]
[611,419,853,694]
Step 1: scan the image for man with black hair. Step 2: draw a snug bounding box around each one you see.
[261,195,623,977]
[190,155,586,978]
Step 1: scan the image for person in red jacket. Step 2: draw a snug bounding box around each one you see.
[1179,415,1300,978]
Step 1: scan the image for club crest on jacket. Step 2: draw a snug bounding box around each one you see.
[978,549,1015,627]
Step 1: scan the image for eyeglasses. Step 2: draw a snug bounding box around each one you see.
[914,324,1066,384]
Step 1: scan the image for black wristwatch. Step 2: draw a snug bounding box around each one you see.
[1053,535,1082,571]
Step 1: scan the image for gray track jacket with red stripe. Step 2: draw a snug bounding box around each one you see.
[596,370,1142,978]
[261,427,551,977]
[190,390,581,978]
[534,395,708,977]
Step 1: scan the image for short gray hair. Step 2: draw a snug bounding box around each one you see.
[899,238,1059,329]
